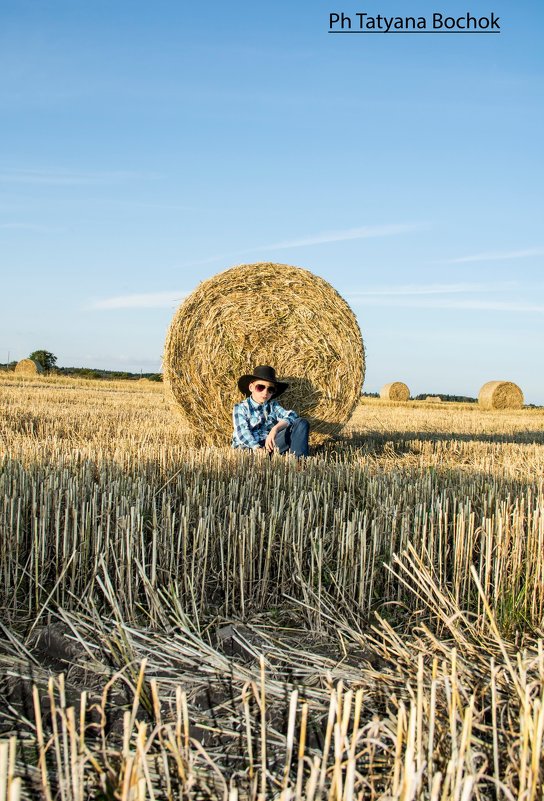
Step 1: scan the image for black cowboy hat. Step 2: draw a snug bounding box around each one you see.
[237,365,289,398]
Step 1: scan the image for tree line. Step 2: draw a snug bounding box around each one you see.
[1,350,162,381]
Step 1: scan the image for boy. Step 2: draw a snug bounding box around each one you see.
[232,365,310,457]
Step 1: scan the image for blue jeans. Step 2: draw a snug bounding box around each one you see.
[274,418,310,458]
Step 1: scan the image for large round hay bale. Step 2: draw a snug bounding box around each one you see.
[163,263,365,445]
[15,359,43,375]
[380,382,410,401]
[478,381,523,410]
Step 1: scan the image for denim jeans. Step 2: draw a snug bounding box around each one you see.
[274,418,310,458]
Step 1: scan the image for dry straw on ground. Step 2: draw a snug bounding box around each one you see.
[479,380,524,410]
[14,358,43,375]
[163,263,365,445]
[380,381,410,401]
[2,375,544,800]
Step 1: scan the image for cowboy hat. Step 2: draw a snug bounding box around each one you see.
[237,365,289,398]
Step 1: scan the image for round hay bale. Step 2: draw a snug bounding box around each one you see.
[478,381,523,410]
[15,358,44,375]
[163,263,365,445]
[380,382,410,402]
[425,395,442,402]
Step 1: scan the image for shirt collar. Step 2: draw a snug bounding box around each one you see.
[247,396,271,411]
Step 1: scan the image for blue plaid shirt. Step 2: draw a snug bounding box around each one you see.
[232,396,298,450]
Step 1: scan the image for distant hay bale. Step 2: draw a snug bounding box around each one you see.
[15,359,44,375]
[425,395,442,402]
[478,381,523,410]
[380,382,410,402]
[163,263,365,445]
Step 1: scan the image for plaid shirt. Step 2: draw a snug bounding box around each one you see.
[232,396,298,450]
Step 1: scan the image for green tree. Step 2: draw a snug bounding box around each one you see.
[29,350,57,372]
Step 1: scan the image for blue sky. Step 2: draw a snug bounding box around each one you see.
[1,0,543,402]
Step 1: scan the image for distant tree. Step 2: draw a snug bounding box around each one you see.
[57,366,164,381]
[413,393,477,403]
[29,350,57,372]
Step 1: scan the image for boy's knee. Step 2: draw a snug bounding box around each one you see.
[294,417,309,430]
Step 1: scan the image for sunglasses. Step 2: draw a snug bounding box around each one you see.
[254,383,276,394]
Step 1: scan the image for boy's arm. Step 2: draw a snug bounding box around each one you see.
[271,401,298,425]
[264,402,298,452]
[233,404,262,450]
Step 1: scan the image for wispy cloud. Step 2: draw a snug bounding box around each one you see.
[89,223,428,307]
[345,281,543,312]
[443,299,544,312]
[444,247,544,264]
[91,291,187,310]
[0,222,61,232]
[167,222,426,269]
[346,281,516,299]
[351,297,544,312]
[0,168,161,186]
[257,223,424,251]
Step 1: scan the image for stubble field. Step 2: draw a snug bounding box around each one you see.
[1,373,543,800]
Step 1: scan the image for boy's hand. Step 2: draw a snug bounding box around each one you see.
[264,430,276,452]
[265,420,289,452]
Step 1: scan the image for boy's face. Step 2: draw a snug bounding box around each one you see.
[249,380,276,404]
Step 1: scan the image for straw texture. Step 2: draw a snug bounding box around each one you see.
[380,382,410,401]
[163,263,365,445]
[15,359,43,375]
[478,381,524,410]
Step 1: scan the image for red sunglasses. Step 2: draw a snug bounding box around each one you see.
[254,383,276,394]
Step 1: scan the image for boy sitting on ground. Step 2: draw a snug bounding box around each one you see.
[232,365,310,458]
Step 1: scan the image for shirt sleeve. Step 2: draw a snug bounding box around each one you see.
[233,403,262,449]
[271,400,298,425]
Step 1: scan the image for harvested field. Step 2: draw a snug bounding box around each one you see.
[1,374,544,800]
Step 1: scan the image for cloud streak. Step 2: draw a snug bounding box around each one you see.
[0,222,62,232]
[0,168,160,186]
[444,247,544,264]
[256,223,424,251]
[176,222,426,268]
[350,297,544,312]
[346,281,516,298]
[91,223,425,311]
[345,281,543,312]
[91,291,187,310]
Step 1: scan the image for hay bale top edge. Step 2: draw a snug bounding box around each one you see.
[177,262,354,308]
